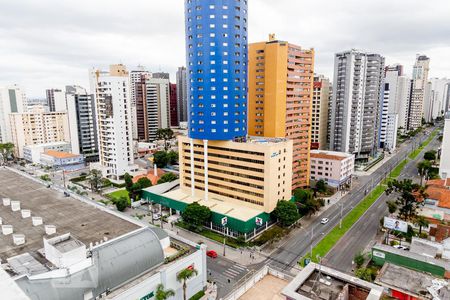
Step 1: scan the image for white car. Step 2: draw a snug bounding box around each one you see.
[153,214,161,220]
[320,218,329,224]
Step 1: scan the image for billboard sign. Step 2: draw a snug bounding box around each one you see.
[221,217,228,226]
[384,217,408,233]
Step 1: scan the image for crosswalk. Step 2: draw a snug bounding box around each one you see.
[222,263,248,280]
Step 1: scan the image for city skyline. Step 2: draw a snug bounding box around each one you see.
[1,0,449,97]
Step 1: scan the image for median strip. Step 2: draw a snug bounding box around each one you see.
[408,129,438,160]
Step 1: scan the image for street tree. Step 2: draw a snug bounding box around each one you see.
[386,200,397,214]
[157,172,178,184]
[274,200,300,227]
[155,284,175,300]
[423,150,436,161]
[182,203,211,231]
[124,173,133,191]
[315,180,327,193]
[176,267,198,300]
[156,128,175,151]
[153,151,170,168]
[417,160,432,186]
[115,196,128,212]
[137,177,152,189]
[414,215,429,235]
[0,143,14,165]
[88,169,103,192]
[167,150,178,165]
[354,252,366,268]
[385,179,426,221]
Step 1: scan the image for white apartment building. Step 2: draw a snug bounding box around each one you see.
[311,75,331,150]
[310,150,355,189]
[129,66,151,140]
[430,78,450,117]
[440,112,450,179]
[46,88,66,112]
[89,64,138,180]
[383,65,410,133]
[9,106,70,157]
[0,85,25,143]
[408,55,430,130]
[329,50,385,160]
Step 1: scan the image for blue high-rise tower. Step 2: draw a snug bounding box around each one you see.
[185,0,248,140]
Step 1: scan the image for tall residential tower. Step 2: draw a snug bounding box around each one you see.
[248,35,314,188]
[329,50,385,160]
[408,55,430,130]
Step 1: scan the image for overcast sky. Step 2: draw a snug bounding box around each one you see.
[1,0,450,98]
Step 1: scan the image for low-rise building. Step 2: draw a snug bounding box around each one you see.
[141,136,293,238]
[23,142,72,164]
[0,168,206,300]
[375,263,450,300]
[309,150,355,189]
[281,262,383,300]
[40,150,85,171]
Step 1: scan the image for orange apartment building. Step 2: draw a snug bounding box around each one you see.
[248,34,314,189]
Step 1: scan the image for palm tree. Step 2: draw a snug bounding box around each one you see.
[88,169,103,192]
[176,267,198,300]
[417,160,431,186]
[155,283,175,300]
[414,215,429,235]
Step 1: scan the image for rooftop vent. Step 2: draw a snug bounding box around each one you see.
[21,209,31,218]
[11,201,21,212]
[32,217,43,226]
[13,234,25,246]
[45,225,56,235]
[2,225,13,235]
[2,198,11,206]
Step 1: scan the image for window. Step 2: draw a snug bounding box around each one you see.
[210,24,215,28]
[210,14,215,19]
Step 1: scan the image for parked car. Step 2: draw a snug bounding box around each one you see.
[207,250,218,258]
[320,218,329,224]
[153,214,161,220]
[393,245,409,250]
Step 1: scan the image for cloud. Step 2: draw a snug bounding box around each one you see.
[0,0,449,97]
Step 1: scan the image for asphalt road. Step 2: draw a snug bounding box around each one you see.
[324,133,441,272]
[207,256,252,299]
[266,130,433,273]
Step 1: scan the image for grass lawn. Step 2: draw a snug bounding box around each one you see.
[389,159,408,178]
[107,189,129,202]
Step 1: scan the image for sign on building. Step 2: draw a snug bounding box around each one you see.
[255,217,263,226]
[221,217,228,226]
[384,217,408,233]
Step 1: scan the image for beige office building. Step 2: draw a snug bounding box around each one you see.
[178,136,293,213]
[311,75,331,150]
[10,106,70,157]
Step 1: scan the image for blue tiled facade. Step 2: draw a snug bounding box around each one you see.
[185,0,248,140]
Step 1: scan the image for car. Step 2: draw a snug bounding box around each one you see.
[393,245,409,250]
[207,250,218,258]
[320,218,329,224]
[153,214,161,220]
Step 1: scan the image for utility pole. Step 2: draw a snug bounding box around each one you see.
[339,204,343,229]
[310,227,314,258]
[223,226,226,257]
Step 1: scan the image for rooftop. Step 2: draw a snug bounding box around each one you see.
[375,263,450,299]
[42,150,80,159]
[0,168,140,261]
[24,142,70,149]
[425,183,450,209]
[310,150,354,161]
[282,263,383,300]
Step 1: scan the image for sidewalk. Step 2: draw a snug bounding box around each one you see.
[164,224,266,266]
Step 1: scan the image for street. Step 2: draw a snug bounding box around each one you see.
[324,132,441,272]
[265,130,432,273]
